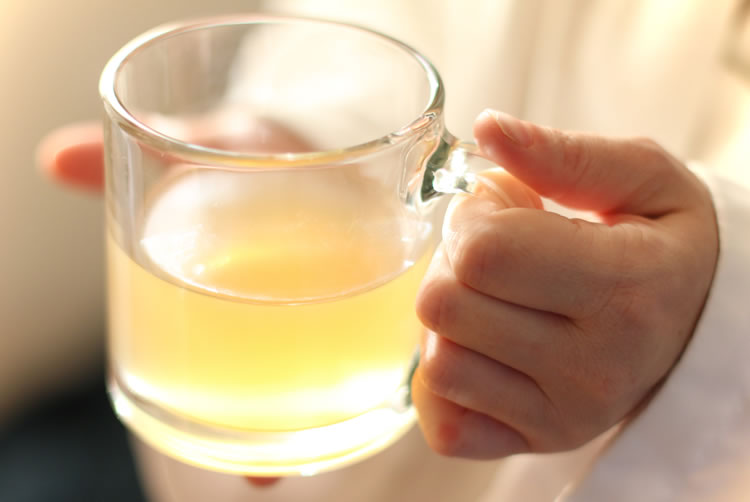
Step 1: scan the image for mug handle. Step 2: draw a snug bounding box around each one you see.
[421,132,499,201]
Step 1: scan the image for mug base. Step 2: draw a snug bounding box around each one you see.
[106,375,417,476]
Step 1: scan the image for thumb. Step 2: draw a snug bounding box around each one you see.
[473,110,698,217]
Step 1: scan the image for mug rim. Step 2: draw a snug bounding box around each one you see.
[99,14,445,168]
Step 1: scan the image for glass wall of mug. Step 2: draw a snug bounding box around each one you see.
[102,17,450,475]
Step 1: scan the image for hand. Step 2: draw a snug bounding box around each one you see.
[37,117,313,191]
[37,122,104,191]
[411,110,719,458]
[37,120,295,488]
[41,111,720,466]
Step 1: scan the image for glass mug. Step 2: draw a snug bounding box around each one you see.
[101,15,491,476]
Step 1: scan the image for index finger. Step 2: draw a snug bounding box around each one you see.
[36,121,104,191]
[443,170,628,319]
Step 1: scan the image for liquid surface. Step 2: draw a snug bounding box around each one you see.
[108,169,430,431]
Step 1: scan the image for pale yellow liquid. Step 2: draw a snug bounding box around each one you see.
[108,170,430,438]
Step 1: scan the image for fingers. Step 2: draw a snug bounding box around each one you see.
[442,171,626,319]
[35,116,314,195]
[473,110,700,217]
[411,365,530,459]
[417,330,555,439]
[416,247,572,376]
[37,121,104,191]
[413,111,720,463]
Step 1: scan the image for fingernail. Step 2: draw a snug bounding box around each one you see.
[487,110,533,148]
[245,476,281,488]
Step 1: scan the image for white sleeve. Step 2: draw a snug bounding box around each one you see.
[564,170,750,502]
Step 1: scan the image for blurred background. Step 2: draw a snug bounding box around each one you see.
[1,0,749,501]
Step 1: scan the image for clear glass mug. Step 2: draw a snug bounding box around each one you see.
[101,15,490,477]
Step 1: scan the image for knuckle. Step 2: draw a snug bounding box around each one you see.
[631,136,662,152]
[560,132,592,190]
[637,139,676,178]
[627,136,695,210]
[419,336,462,400]
[425,421,465,458]
[630,137,675,173]
[415,276,460,335]
[450,223,499,292]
